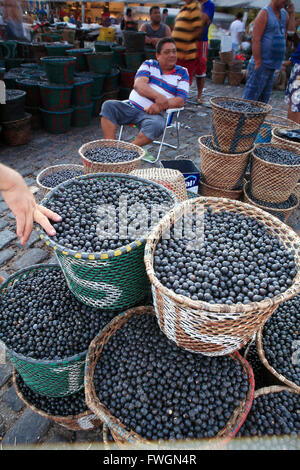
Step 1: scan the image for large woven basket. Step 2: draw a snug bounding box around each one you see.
[199,178,243,200]
[198,135,252,190]
[130,168,188,203]
[271,127,300,152]
[256,114,300,143]
[36,164,85,195]
[243,181,299,223]
[37,173,177,311]
[144,197,300,356]
[84,306,255,449]
[78,139,145,174]
[13,369,103,431]
[0,264,87,397]
[256,327,300,393]
[250,143,300,203]
[210,97,271,154]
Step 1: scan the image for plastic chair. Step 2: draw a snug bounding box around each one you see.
[118,103,184,164]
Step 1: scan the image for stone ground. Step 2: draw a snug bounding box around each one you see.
[0,78,299,450]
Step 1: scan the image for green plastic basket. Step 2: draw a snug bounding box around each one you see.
[45,44,74,57]
[39,82,73,111]
[71,103,93,127]
[0,264,87,397]
[66,48,93,72]
[40,56,76,85]
[125,52,144,71]
[87,52,113,75]
[91,94,104,117]
[75,72,106,97]
[71,78,93,106]
[37,174,178,310]
[40,107,73,134]
[104,68,120,92]
[16,78,41,107]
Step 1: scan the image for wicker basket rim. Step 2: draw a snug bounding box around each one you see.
[144,196,300,315]
[198,135,254,157]
[84,306,255,444]
[243,182,299,212]
[252,142,300,169]
[79,139,145,167]
[0,264,88,366]
[272,126,300,141]
[254,385,299,398]
[256,329,300,393]
[210,96,272,115]
[1,112,32,126]
[12,369,92,422]
[38,172,177,260]
[200,178,244,194]
[36,164,85,191]
[265,114,300,127]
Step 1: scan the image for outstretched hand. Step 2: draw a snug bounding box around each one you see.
[1,167,61,246]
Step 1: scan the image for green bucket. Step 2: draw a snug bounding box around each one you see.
[16,78,42,107]
[94,41,114,52]
[144,47,156,60]
[39,82,73,111]
[40,56,76,85]
[104,68,120,92]
[5,58,24,70]
[125,52,144,71]
[0,67,5,80]
[21,63,40,70]
[45,44,74,57]
[40,107,73,133]
[91,94,103,117]
[66,48,93,72]
[71,78,93,106]
[2,40,17,58]
[75,71,105,97]
[38,174,177,310]
[112,45,126,68]
[72,103,93,127]
[0,264,88,398]
[119,86,131,101]
[87,52,113,75]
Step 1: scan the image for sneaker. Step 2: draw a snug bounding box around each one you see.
[142,150,157,163]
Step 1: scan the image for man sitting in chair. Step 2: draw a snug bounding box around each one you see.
[100,37,189,161]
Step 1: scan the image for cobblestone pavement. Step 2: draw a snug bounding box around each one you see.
[0,79,298,449]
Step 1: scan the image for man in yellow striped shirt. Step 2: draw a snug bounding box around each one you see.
[172,0,204,85]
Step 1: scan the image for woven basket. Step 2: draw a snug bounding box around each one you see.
[210,97,271,154]
[0,264,87,397]
[295,181,300,199]
[144,197,300,356]
[84,306,255,448]
[243,181,299,223]
[37,173,177,310]
[199,178,243,200]
[79,139,145,174]
[13,369,103,431]
[256,114,300,143]
[271,127,300,152]
[219,51,234,64]
[212,71,226,85]
[250,143,300,203]
[228,71,243,86]
[36,164,85,195]
[198,135,252,190]
[1,112,32,146]
[256,328,300,393]
[212,60,226,73]
[130,168,188,203]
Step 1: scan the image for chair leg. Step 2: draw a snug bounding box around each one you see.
[118,125,123,141]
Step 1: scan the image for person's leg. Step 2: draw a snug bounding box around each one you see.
[132,132,153,147]
[100,100,138,139]
[258,69,276,103]
[195,41,208,102]
[243,63,271,102]
[177,58,195,86]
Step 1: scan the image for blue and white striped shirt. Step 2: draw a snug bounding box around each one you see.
[129,60,189,111]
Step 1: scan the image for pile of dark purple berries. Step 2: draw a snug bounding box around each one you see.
[0,267,118,360]
[216,99,263,114]
[154,208,297,305]
[83,146,139,163]
[40,168,84,188]
[237,390,300,437]
[94,313,250,441]
[262,294,300,387]
[46,177,174,252]
[16,373,88,417]
[254,145,300,166]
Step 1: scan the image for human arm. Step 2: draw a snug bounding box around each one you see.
[251,9,268,70]
[0,164,62,246]
[146,96,184,114]
[134,76,169,111]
